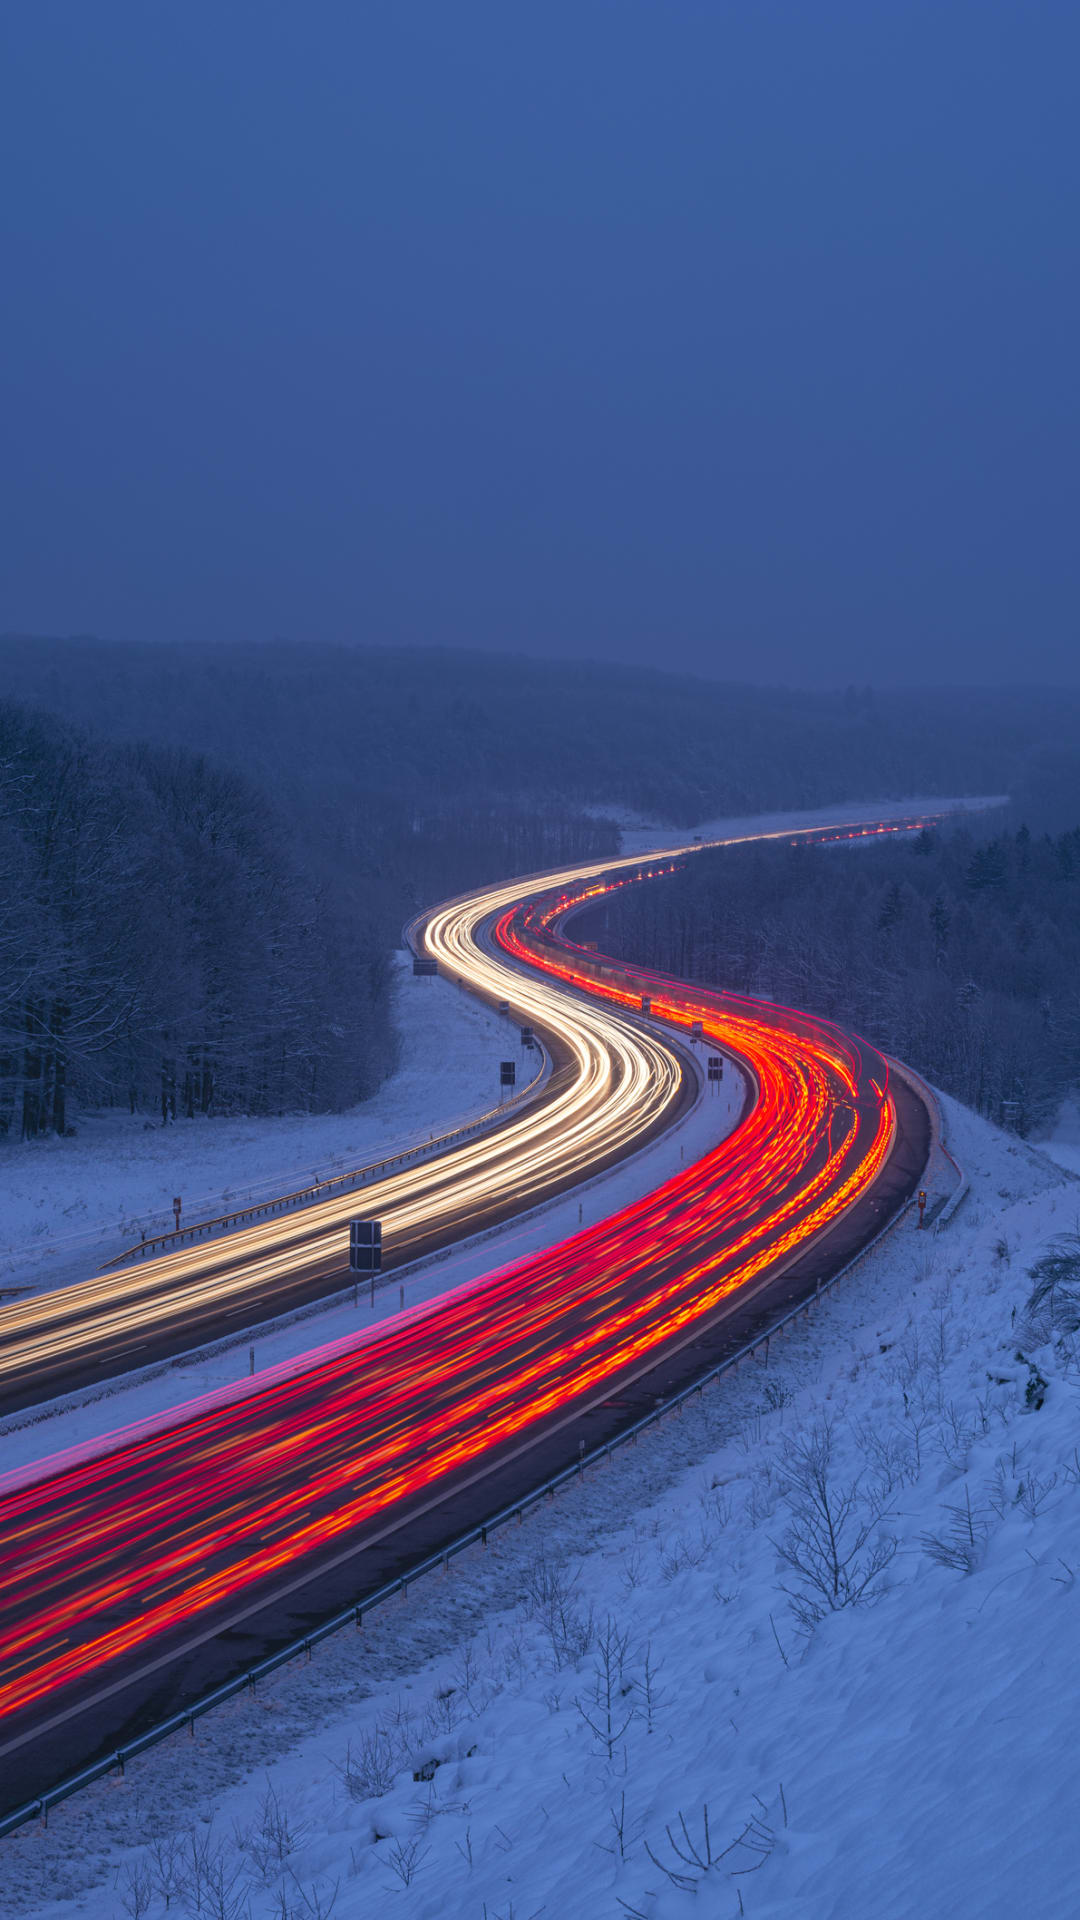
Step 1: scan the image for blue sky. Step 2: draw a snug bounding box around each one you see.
[1,2,1077,684]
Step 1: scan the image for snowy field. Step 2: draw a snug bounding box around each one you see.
[0,956,519,1289]
[6,1097,1080,1919]
[607,793,1007,857]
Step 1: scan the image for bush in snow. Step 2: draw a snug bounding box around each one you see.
[772,1418,897,1630]
[1024,1230,1080,1334]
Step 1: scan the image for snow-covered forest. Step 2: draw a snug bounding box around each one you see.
[597,825,1080,1137]
[0,701,398,1135]
[4,637,1080,831]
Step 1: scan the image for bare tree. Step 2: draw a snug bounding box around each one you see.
[773,1420,896,1629]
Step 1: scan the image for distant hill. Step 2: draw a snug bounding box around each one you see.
[2,635,1079,830]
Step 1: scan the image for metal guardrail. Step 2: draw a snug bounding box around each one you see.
[885,1055,968,1229]
[0,1155,927,1841]
[103,1053,547,1270]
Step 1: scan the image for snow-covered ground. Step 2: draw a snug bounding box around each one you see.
[0,956,520,1289]
[6,1097,1079,1919]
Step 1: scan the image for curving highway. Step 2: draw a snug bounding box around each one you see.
[0,815,934,1816]
[0,854,694,1412]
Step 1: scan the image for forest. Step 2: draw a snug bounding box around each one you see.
[0,694,615,1137]
[0,702,393,1135]
[3,635,1080,832]
[595,824,1080,1134]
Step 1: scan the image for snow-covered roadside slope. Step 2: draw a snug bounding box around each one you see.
[8,1100,1079,1920]
[0,956,513,1289]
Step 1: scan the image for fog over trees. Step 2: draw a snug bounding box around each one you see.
[0,702,398,1137]
[596,825,1080,1135]
[1,637,1078,1136]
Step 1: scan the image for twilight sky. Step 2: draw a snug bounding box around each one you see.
[1,2,1077,686]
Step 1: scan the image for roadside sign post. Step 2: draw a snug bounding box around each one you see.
[172,1196,182,1232]
[500,1060,516,1102]
[707,1056,723,1093]
[350,1220,382,1304]
[917,1189,927,1228]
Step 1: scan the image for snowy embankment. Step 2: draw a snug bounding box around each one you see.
[8,1098,1080,1920]
[0,955,517,1291]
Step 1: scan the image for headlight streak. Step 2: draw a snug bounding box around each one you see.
[0,821,918,1744]
[0,862,686,1394]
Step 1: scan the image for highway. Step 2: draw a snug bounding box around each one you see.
[0,854,692,1412]
[0,814,931,1415]
[0,815,933,1816]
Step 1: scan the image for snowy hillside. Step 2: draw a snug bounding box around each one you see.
[5,1096,1079,1919]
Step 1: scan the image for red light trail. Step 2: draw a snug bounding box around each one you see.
[0,838,915,1762]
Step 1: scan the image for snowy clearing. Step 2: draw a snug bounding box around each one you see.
[6,1096,1079,1919]
[0,956,515,1290]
